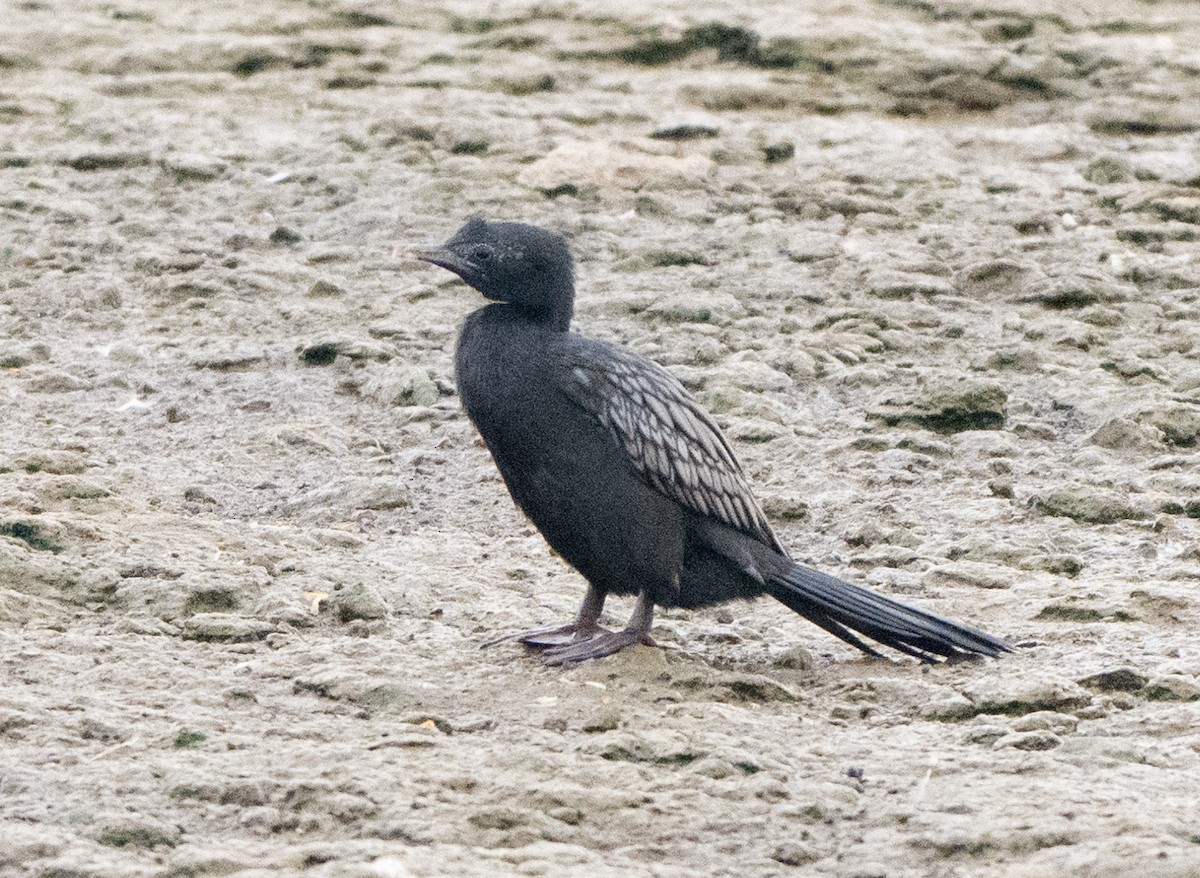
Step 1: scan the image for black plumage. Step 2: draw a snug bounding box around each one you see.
[407,218,1009,665]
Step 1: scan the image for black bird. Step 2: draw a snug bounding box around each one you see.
[406,218,1008,665]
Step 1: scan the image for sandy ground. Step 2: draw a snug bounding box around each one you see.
[3,0,1200,876]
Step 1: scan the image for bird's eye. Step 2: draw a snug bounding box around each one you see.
[472,245,494,262]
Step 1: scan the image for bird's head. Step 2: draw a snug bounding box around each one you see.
[403,218,575,329]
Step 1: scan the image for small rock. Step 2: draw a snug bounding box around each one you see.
[1011,711,1078,734]
[308,280,344,297]
[162,153,226,181]
[293,671,415,710]
[269,226,302,246]
[958,258,1040,297]
[590,729,705,765]
[993,730,1061,751]
[1018,277,1112,310]
[1138,405,1200,448]
[728,417,787,443]
[12,450,88,475]
[24,369,92,393]
[78,717,128,742]
[782,230,839,263]
[1077,667,1149,693]
[94,816,180,849]
[299,339,390,365]
[358,481,409,510]
[581,707,621,733]
[962,724,1008,745]
[771,842,818,866]
[988,477,1014,499]
[644,292,745,324]
[847,864,888,878]
[363,363,441,407]
[184,583,241,614]
[870,376,1007,433]
[650,123,719,141]
[1032,486,1147,524]
[1090,417,1163,451]
[1086,99,1199,136]
[1082,156,1129,184]
[1143,674,1200,702]
[64,151,152,171]
[182,613,277,643]
[691,756,737,779]
[762,141,794,163]
[772,645,815,671]
[923,694,977,721]
[760,493,809,521]
[191,350,266,371]
[717,673,797,703]
[966,678,1092,717]
[923,561,1012,590]
[468,807,527,830]
[1147,196,1200,226]
[329,583,388,623]
[866,271,954,300]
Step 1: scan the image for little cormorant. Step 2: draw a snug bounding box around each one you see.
[405,218,1009,665]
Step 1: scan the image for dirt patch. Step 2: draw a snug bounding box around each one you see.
[3,1,1200,876]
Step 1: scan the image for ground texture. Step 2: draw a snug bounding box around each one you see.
[2,1,1200,876]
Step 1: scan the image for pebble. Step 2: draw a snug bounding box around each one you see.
[962,724,1009,745]
[958,258,1041,298]
[771,842,818,866]
[644,291,745,325]
[182,613,278,643]
[1032,486,1147,524]
[1138,405,1200,448]
[922,561,1013,590]
[1077,668,1148,693]
[24,369,92,393]
[1143,674,1200,702]
[1011,711,1078,734]
[161,153,226,181]
[1089,417,1163,451]
[966,678,1092,717]
[362,363,441,407]
[581,707,621,733]
[329,583,389,622]
[869,376,1007,433]
[992,730,1062,751]
[866,271,954,300]
[772,646,815,672]
[63,151,152,171]
[93,815,181,849]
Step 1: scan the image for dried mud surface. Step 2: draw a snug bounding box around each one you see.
[3,1,1200,876]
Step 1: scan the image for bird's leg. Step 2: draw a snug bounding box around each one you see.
[543,589,657,666]
[482,584,610,650]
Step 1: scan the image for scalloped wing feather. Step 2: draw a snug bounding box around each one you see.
[553,338,786,555]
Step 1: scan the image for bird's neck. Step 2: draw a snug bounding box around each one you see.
[523,278,575,332]
[543,289,574,332]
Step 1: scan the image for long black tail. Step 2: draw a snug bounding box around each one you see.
[767,560,1009,662]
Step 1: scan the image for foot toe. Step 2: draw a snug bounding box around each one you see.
[543,630,647,666]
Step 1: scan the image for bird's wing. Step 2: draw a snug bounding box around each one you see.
[552,336,786,554]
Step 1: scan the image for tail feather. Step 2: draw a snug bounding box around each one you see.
[768,561,1009,662]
